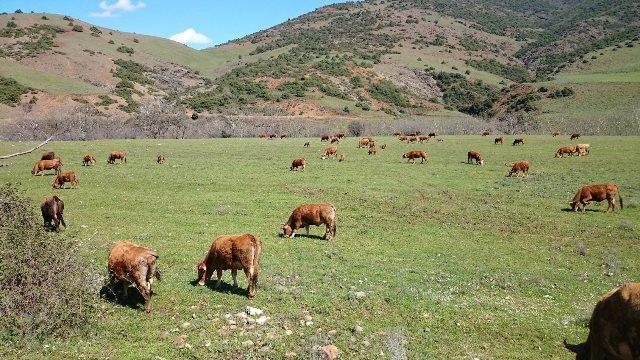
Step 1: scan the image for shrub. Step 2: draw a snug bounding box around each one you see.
[466,59,533,83]
[6,21,17,28]
[14,9,23,14]
[72,25,83,32]
[117,45,134,55]
[347,120,366,136]
[41,16,48,20]
[548,87,574,98]
[133,38,139,43]
[108,39,114,44]
[369,79,409,107]
[0,76,29,106]
[0,185,98,345]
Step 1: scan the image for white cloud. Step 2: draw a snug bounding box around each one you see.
[90,0,145,17]
[90,10,120,18]
[170,28,212,45]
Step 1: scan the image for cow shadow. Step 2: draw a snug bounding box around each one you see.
[561,207,602,213]
[99,283,153,311]
[189,279,247,297]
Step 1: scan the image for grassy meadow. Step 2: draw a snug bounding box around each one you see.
[0,135,639,359]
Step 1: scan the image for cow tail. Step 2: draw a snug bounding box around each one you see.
[619,195,623,211]
[147,253,161,281]
[60,216,66,228]
[252,236,261,287]
[331,204,337,237]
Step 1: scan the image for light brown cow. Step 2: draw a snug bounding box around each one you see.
[321,134,331,142]
[107,150,127,164]
[402,150,428,164]
[82,153,96,166]
[196,233,261,298]
[32,159,62,176]
[512,138,525,146]
[338,154,346,162]
[570,133,581,140]
[368,146,377,155]
[357,138,372,148]
[553,131,561,137]
[41,195,65,232]
[322,146,338,159]
[556,146,576,158]
[290,157,306,171]
[52,171,79,189]
[495,137,503,145]
[506,161,530,177]
[570,183,622,213]
[575,144,590,156]
[418,135,429,143]
[467,150,484,165]
[564,283,640,360]
[108,241,161,313]
[303,141,310,148]
[259,133,268,139]
[156,154,166,164]
[282,203,336,240]
[437,138,444,142]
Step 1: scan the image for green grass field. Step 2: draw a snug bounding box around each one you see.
[0,136,638,359]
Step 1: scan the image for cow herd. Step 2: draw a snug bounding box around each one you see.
[26,131,634,358]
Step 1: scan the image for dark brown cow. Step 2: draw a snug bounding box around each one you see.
[196,233,261,299]
[402,150,428,164]
[41,151,57,161]
[282,203,336,240]
[280,134,288,139]
[32,159,62,176]
[482,131,491,136]
[506,161,530,177]
[398,136,408,142]
[269,134,277,139]
[334,133,345,139]
[41,195,65,232]
[392,132,401,136]
[467,150,484,165]
[408,136,418,143]
[428,132,436,138]
[494,137,503,145]
[52,171,79,189]
[368,146,377,155]
[290,157,306,171]
[564,283,639,360]
[82,153,96,166]
[321,135,331,142]
[406,132,417,137]
[570,183,622,213]
[553,131,561,137]
[570,133,581,140]
[108,241,161,313]
[555,146,575,158]
[156,154,166,164]
[107,150,127,164]
[322,146,338,159]
[303,142,310,148]
[331,137,340,144]
[512,138,525,146]
[418,135,429,143]
[437,138,444,142]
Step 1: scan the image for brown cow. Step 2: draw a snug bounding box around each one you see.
[403,150,428,164]
[196,233,261,299]
[428,132,436,138]
[418,135,429,143]
[467,150,484,165]
[338,154,346,162]
[41,151,57,161]
[32,159,62,176]
[357,138,371,148]
[156,154,166,164]
[41,195,65,232]
[406,132,417,137]
[334,133,345,139]
[280,134,288,139]
[52,171,79,189]
[108,241,161,313]
[322,146,338,159]
[556,146,575,158]
[553,131,561,137]
[570,183,622,213]
[107,150,127,164]
[368,146,377,155]
[282,203,336,240]
[564,283,640,360]
[495,137,503,145]
[575,144,590,156]
[512,138,525,146]
[290,157,306,171]
[269,134,277,139]
[570,133,580,140]
[331,137,340,144]
[398,136,408,142]
[321,134,331,142]
[303,142,310,148]
[381,144,387,149]
[259,133,268,139]
[408,136,418,143]
[82,153,96,166]
[482,131,490,136]
[392,132,401,136]
[437,138,444,142]
[506,161,530,177]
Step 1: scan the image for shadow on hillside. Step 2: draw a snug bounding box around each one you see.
[190,279,247,297]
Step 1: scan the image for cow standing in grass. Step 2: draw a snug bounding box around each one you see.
[156,154,166,164]
[506,161,530,177]
[290,158,306,171]
[553,131,561,137]
[32,159,62,176]
[402,150,428,164]
[41,195,66,232]
[52,171,79,189]
[107,150,127,164]
[513,138,525,146]
[467,150,484,165]
[570,183,622,213]
[575,144,590,156]
[570,133,580,140]
[82,153,96,166]
[322,146,338,159]
[495,137,503,145]
[321,135,331,142]
[282,203,336,240]
[555,146,575,158]
[303,142,310,148]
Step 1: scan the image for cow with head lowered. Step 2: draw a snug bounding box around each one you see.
[281,203,336,240]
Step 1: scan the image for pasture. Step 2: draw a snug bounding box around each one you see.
[0,135,638,359]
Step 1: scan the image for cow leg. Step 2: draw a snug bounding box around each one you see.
[231,269,238,288]
[305,225,310,235]
[53,216,60,232]
[215,269,223,289]
[607,198,615,213]
[244,268,255,299]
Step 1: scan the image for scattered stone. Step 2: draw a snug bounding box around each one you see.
[227,319,236,326]
[319,345,340,360]
[204,340,211,347]
[355,291,366,299]
[285,329,293,336]
[181,322,191,329]
[224,313,233,319]
[184,343,193,349]
[236,312,248,319]
[242,340,255,348]
[192,313,197,319]
[256,315,269,325]
[285,351,297,358]
[354,325,363,333]
[362,340,370,347]
[304,314,313,321]
[246,306,264,316]
[328,329,337,337]
[159,331,170,340]
[173,335,187,346]
[305,321,314,327]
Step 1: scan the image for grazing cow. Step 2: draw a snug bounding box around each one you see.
[505,161,530,177]
[494,137,504,145]
[334,133,345,139]
[303,142,310,148]
[107,150,127,164]
[156,154,166,164]
[418,135,429,143]
[368,146,377,155]
[282,203,336,240]
[402,150,428,164]
[406,132,417,137]
[570,133,580,140]
[553,131,561,137]
[398,136,408,142]
[290,157,306,171]
[564,283,640,360]
[41,151,57,161]
[269,134,277,139]
[556,146,576,158]
[575,143,590,156]
[381,144,387,149]
[321,146,338,159]
[41,195,65,232]
[570,183,622,213]
[437,138,444,142]
[331,138,340,144]
[392,132,401,136]
[482,131,490,136]
[108,241,161,313]
[408,136,418,143]
[280,134,288,139]
[428,132,436,138]
[32,159,62,176]
[467,150,484,165]
[82,153,96,166]
[321,134,331,142]
[338,154,346,162]
[196,233,261,299]
[52,171,79,189]
[512,138,525,146]
[259,133,268,139]
[357,138,371,148]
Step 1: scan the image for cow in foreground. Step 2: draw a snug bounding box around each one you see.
[107,150,127,164]
[570,183,622,213]
[41,195,65,232]
[82,153,96,166]
[52,171,79,189]
[32,159,62,176]
[290,157,306,171]
[555,146,575,158]
[108,241,161,313]
[196,233,261,299]
[506,161,530,177]
[467,150,484,165]
[156,154,166,164]
[402,150,428,164]
[564,283,639,360]
[495,137,503,145]
[282,203,336,240]
[513,138,525,146]
[322,146,338,159]
[575,144,590,156]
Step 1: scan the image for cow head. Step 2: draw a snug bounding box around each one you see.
[402,153,407,159]
[563,339,589,359]
[196,260,207,286]
[479,160,485,166]
[282,224,294,238]
[570,201,579,211]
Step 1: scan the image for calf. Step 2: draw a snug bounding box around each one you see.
[553,131,561,137]
[506,161,530,177]
[40,195,66,232]
[259,133,268,139]
[331,137,340,144]
[196,233,261,298]
[494,137,503,145]
[437,138,444,142]
[512,138,525,146]
[108,241,161,313]
[82,153,96,166]
[467,150,484,165]
[282,203,336,240]
[564,283,639,360]
[556,146,575,158]
[402,150,428,164]
[368,146,377,155]
[392,132,401,136]
[290,157,306,171]
[321,135,331,142]
[322,146,338,159]
[575,143,590,156]
[570,133,580,140]
[156,154,166,164]
[32,159,62,176]
[52,171,79,189]
[357,138,372,148]
[303,142,310,148]
[570,183,622,213]
[107,150,127,164]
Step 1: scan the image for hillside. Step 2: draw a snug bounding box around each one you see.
[0,1,638,132]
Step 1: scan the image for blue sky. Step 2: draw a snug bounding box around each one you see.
[0,0,352,49]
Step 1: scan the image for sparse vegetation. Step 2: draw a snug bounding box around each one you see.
[466,59,533,83]
[0,76,29,106]
[116,45,134,55]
